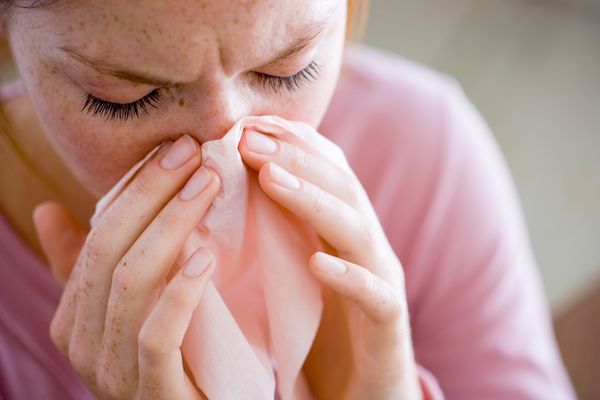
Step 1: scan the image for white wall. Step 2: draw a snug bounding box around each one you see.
[362,0,600,312]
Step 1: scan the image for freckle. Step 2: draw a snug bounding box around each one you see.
[141,28,152,42]
[68,25,73,32]
[178,98,185,107]
[79,21,85,28]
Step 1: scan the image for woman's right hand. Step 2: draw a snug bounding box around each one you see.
[33,135,221,400]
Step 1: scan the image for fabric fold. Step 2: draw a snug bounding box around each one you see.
[90,115,351,399]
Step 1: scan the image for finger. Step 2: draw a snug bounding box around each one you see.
[32,202,86,360]
[239,129,364,210]
[48,256,84,359]
[70,135,202,381]
[258,162,386,272]
[138,248,215,400]
[33,201,86,285]
[309,252,403,324]
[98,167,220,397]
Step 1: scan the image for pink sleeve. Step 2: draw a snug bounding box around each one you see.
[395,80,576,399]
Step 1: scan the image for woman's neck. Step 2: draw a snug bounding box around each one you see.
[0,38,96,260]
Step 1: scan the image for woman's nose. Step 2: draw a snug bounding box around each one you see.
[181,80,255,144]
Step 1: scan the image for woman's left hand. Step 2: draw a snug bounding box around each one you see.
[239,127,423,400]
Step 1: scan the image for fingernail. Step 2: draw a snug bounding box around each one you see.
[180,167,213,201]
[315,252,347,276]
[269,163,300,190]
[183,248,214,278]
[246,130,278,154]
[160,135,197,170]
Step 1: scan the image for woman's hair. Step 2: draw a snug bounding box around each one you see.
[2,1,368,38]
[347,0,368,41]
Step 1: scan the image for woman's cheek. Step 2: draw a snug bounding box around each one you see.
[7,26,133,198]
[28,79,147,198]
[48,116,145,198]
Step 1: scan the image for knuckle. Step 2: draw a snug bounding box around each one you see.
[85,228,110,262]
[67,339,92,377]
[153,210,179,234]
[95,368,122,400]
[49,316,69,355]
[95,343,130,399]
[359,218,377,247]
[332,142,348,161]
[359,271,378,296]
[380,286,404,321]
[312,187,330,214]
[290,146,310,172]
[138,324,166,364]
[162,289,192,314]
[112,262,141,294]
[129,172,155,199]
[343,172,363,207]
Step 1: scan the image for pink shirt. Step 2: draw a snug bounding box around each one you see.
[0,44,575,399]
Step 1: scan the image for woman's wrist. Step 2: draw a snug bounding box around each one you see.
[345,316,424,399]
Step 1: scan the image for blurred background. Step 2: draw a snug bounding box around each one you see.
[361,0,599,398]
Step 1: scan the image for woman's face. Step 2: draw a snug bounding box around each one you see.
[6,0,347,198]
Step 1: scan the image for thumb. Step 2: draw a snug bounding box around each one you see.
[32,201,87,286]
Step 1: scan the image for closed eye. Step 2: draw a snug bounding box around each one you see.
[81,89,161,122]
[80,61,319,122]
[254,61,320,94]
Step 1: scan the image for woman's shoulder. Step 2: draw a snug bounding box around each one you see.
[336,43,455,105]
[320,43,462,143]
[319,44,517,263]
[320,44,493,205]
[319,44,482,178]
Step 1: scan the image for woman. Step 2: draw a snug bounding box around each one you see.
[0,0,576,399]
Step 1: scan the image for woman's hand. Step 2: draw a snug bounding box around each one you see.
[239,128,423,399]
[33,136,220,400]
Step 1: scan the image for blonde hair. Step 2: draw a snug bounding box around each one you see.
[347,0,368,41]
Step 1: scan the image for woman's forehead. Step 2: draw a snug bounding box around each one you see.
[50,0,341,37]
[27,0,342,78]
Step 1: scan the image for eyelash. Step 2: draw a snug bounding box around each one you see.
[82,61,320,121]
[255,61,320,94]
[82,89,161,122]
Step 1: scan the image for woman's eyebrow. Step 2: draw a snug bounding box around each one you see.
[58,9,336,87]
[59,45,177,87]
[254,18,329,70]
